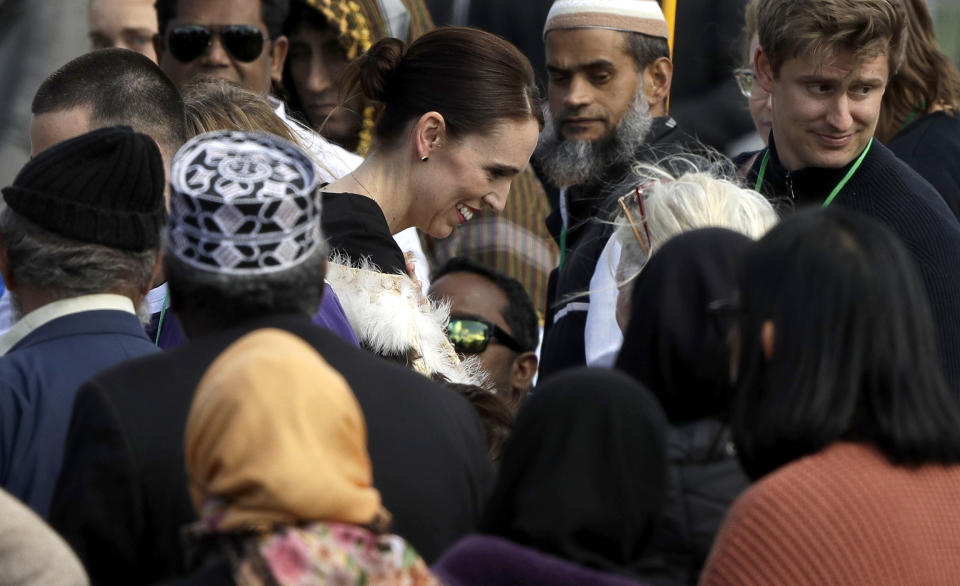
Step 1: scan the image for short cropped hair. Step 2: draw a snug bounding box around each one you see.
[31,48,186,159]
[155,0,290,39]
[432,257,539,354]
[755,0,906,78]
[625,31,670,71]
[164,243,327,332]
[0,205,156,299]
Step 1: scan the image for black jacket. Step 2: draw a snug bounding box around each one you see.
[887,110,960,222]
[49,314,492,585]
[645,420,749,586]
[321,192,407,273]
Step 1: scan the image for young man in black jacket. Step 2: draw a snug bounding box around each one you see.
[745,0,960,394]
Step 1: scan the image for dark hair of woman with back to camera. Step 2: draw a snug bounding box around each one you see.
[700,208,960,585]
[731,207,960,482]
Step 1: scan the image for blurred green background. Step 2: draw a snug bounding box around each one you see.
[930,0,960,66]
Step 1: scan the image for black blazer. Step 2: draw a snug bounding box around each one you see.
[49,314,492,585]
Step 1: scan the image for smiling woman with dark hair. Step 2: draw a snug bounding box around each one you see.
[701,208,960,584]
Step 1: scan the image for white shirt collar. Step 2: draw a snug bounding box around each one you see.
[0,294,136,356]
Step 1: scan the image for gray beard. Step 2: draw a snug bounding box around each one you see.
[535,93,654,188]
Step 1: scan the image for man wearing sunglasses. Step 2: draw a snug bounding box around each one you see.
[154,0,286,97]
[430,258,539,410]
[153,0,361,181]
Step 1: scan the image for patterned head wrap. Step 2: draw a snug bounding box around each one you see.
[299,0,435,154]
[167,130,322,275]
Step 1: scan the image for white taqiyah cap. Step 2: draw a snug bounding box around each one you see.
[544,0,669,41]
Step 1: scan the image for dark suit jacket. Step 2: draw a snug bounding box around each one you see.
[50,313,492,585]
[0,310,157,518]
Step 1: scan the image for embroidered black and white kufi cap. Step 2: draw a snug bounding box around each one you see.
[168,130,321,275]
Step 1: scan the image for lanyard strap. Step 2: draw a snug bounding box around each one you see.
[153,291,169,347]
[754,138,874,208]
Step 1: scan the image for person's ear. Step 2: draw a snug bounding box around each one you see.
[755,47,775,94]
[509,351,538,406]
[153,33,165,62]
[761,320,776,361]
[643,57,673,117]
[269,35,289,84]
[414,111,446,161]
[0,234,15,292]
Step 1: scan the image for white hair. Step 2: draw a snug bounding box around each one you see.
[613,157,780,286]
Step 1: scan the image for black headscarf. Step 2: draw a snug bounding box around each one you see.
[615,228,753,424]
[481,367,668,580]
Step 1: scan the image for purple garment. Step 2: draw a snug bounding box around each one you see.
[147,284,358,350]
[433,535,647,586]
[313,283,359,346]
[146,310,186,350]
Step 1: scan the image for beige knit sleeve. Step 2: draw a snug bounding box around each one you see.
[0,488,89,586]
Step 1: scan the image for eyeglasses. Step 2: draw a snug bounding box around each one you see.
[733,68,769,100]
[618,184,654,258]
[446,318,526,354]
[167,24,267,63]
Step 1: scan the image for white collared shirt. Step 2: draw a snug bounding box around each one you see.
[0,294,135,356]
[269,97,363,183]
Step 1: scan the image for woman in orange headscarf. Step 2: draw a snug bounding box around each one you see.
[163,328,438,586]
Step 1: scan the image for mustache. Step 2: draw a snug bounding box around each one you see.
[557,111,607,124]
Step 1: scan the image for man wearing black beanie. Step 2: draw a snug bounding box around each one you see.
[0,125,167,518]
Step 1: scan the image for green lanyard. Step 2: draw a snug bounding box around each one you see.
[755,138,874,207]
[153,290,169,347]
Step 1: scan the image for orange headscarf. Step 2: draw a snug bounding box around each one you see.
[185,328,387,532]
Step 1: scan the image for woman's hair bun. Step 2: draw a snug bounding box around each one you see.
[357,37,406,103]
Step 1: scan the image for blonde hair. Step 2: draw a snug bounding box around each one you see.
[183,79,337,179]
[614,158,779,286]
[183,79,301,142]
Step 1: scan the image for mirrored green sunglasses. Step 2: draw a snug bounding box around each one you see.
[446,317,526,354]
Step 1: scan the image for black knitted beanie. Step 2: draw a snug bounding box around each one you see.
[1,126,167,252]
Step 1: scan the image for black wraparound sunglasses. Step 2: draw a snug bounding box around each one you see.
[446,317,527,354]
[167,24,266,63]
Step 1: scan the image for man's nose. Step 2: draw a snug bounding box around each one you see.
[564,75,593,110]
[825,93,854,130]
[307,59,334,94]
[200,34,230,67]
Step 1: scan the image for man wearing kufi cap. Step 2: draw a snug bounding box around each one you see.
[50,130,491,586]
[0,125,166,518]
[536,0,702,379]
